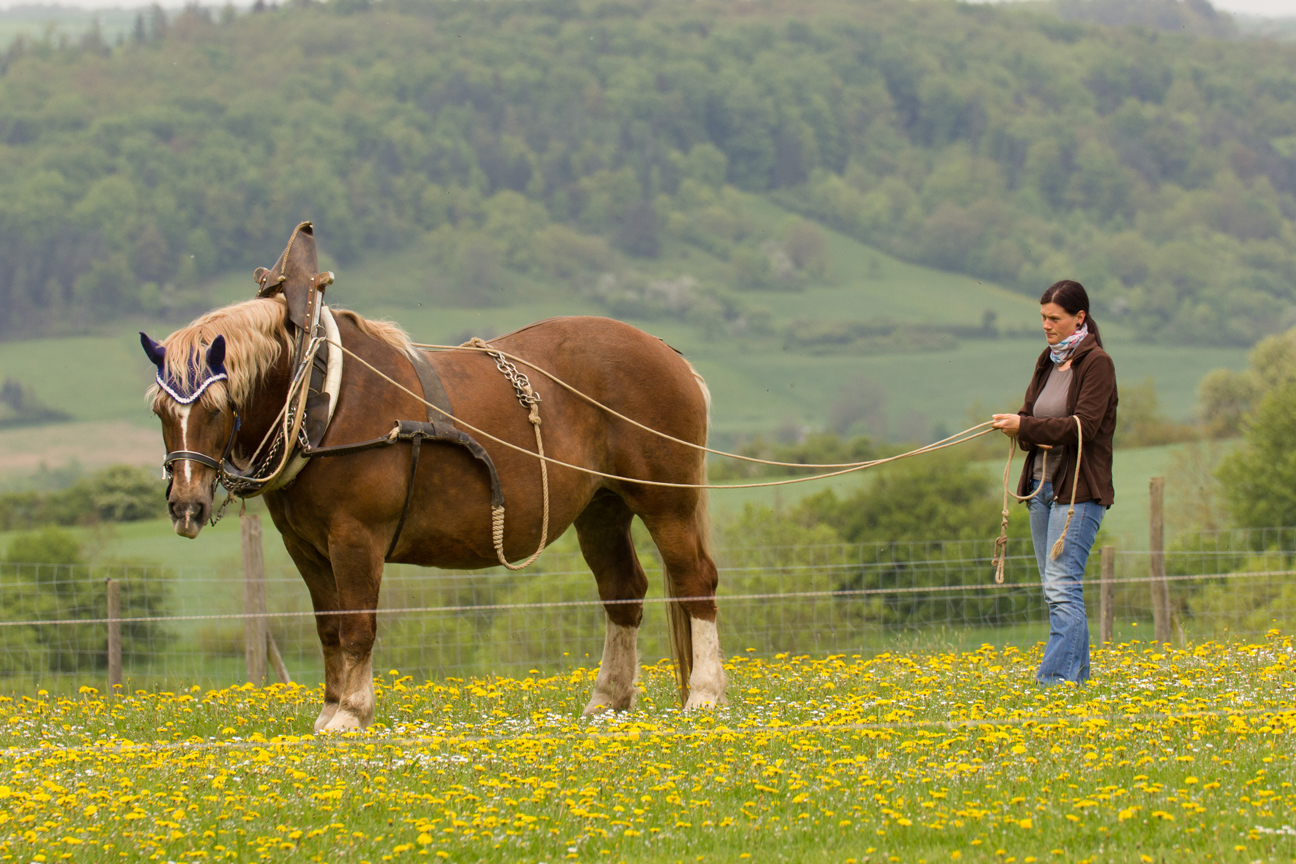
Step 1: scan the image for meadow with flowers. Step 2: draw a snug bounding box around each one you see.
[0,638,1293,864]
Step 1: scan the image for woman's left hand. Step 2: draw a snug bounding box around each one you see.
[991,413,1021,436]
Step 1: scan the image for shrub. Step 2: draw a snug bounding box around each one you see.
[0,527,174,675]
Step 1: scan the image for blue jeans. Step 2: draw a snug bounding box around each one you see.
[1027,480,1105,685]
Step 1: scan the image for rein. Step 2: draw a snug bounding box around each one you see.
[329,335,997,490]
[164,316,1076,577]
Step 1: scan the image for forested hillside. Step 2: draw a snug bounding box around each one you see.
[2,0,1295,346]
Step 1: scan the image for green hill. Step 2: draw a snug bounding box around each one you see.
[0,195,1246,471]
[1,0,1295,348]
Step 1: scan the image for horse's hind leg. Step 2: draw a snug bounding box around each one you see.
[641,505,727,711]
[575,492,648,715]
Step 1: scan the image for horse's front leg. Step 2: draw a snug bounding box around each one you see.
[322,529,384,731]
[281,533,346,732]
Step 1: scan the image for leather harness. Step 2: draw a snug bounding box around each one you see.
[162,222,506,560]
[301,346,504,561]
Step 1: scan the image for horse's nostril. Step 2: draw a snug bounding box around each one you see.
[170,500,206,524]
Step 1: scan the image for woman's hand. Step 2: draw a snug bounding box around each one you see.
[991,413,1021,436]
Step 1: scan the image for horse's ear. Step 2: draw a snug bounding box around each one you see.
[140,332,166,368]
[206,335,227,374]
[253,267,269,287]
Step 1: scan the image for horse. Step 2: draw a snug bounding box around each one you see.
[141,298,725,731]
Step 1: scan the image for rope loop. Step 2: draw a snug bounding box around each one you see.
[991,415,1085,580]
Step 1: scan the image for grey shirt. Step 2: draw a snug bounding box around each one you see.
[1032,365,1073,483]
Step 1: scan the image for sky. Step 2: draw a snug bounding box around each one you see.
[964,0,1296,16]
[1216,0,1296,12]
[1,0,1294,16]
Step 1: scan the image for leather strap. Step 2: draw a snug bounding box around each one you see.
[407,349,453,424]
[302,340,331,447]
[380,419,506,561]
[386,434,424,561]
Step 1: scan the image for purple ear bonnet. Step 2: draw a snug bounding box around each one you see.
[141,332,229,405]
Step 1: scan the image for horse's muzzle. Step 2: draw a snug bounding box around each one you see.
[170,499,208,538]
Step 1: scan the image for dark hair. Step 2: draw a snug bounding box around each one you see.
[1040,279,1102,348]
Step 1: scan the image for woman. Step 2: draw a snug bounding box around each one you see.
[991,280,1118,685]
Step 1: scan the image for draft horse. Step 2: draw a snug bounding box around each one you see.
[140,227,725,731]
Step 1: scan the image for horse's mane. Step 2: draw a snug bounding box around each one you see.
[148,296,414,411]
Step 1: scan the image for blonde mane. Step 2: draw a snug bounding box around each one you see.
[148,297,415,411]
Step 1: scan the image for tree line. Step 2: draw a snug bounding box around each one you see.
[0,0,1294,344]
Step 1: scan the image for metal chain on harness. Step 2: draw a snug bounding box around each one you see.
[466,338,550,571]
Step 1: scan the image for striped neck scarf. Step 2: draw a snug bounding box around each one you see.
[1049,323,1088,366]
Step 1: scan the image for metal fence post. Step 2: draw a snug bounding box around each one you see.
[106,578,121,694]
[1149,477,1172,644]
[1099,545,1114,644]
[241,514,268,685]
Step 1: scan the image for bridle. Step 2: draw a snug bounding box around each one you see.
[161,409,241,501]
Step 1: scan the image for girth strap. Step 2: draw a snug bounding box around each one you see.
[383,420,505,560]
[302,418,505,561]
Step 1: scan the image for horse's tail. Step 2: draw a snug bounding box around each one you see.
[663,359,712,706]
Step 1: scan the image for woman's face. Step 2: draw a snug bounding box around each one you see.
[1041,302,1085,345]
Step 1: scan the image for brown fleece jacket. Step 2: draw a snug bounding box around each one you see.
[1015,333,1118,507]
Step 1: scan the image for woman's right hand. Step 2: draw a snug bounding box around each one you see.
[991,414,1020,436]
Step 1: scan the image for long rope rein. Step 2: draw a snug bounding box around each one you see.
[990,415,1083,583]
[414,340,980,472]
[328,336,994,491]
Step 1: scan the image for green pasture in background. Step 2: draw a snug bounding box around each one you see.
[0,196,1247,456]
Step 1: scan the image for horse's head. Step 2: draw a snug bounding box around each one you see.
[141,331,237,539]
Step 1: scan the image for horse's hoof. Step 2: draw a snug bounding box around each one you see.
[322,709,362,732]
[684,693,727,712]
[313,704,339,733]
[582,690,635,716]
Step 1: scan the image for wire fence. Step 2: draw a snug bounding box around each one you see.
[1,526,1294,693]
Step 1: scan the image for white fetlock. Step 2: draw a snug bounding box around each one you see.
[322,708,362,732]
[583,621,639,716]
[581,697,613,717]
[323,655,374,730]
[683,617,727,711]
[313,702,339,733]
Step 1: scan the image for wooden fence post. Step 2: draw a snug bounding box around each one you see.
[267,632,292,685]
[1149,477,1172,644]
[241,514,268,685]
[106,578,121,695]
[1100,545,1114,645]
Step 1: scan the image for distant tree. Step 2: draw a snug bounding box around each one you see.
[783,220,829,278]
[147,3,168,40]
[1217,381,1296,529]
[1199,327,1296,437]
[616,201,661,258]
[796,451,999,543]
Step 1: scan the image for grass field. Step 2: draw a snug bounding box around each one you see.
[1,640,1293,863]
